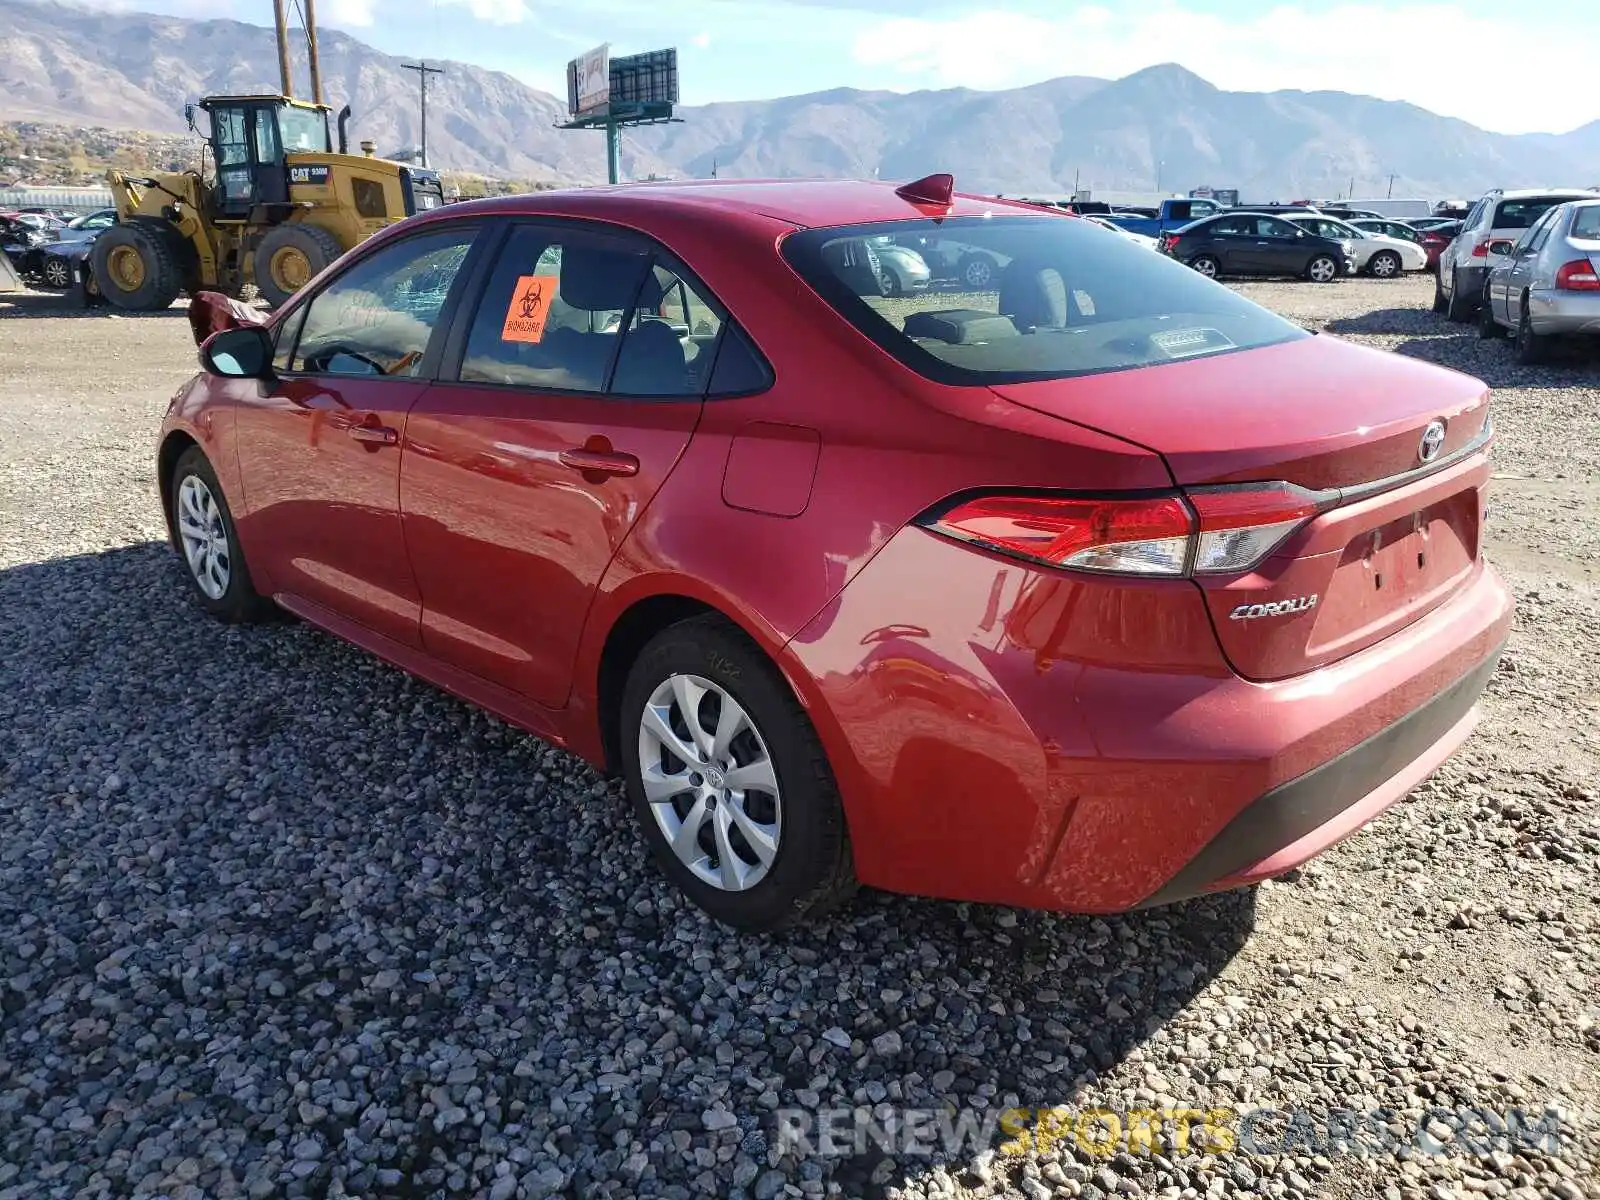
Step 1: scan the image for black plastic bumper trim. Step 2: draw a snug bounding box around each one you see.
[1138,644,1502,909]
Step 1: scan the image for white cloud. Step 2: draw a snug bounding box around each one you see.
[692,30,712,49]
[439,0,533,24]
[849,3,1600,134]
[322,0,376,26]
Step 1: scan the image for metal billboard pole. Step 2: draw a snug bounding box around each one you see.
[560,45,682,185]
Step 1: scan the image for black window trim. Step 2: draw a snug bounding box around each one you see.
[435,214,774,404]
[273,220,487,383]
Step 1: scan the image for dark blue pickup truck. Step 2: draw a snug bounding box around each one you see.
[1103,197,1229,239]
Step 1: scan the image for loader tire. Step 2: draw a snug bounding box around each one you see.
[92,223,184,312]
[255,224,345,308]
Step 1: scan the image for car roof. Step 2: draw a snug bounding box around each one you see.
[431,179,1053,232]
[1492,188,1597,200]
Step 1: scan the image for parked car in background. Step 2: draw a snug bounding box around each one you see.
[865,235,931,295]
[1105,197,1227,239]
[1409,217,1460,232]
[1317,206,1386,222]
[1085,214,1160,250]
[1345,198,1436,220]
[1,213,54,276]
[1163,211,1353,282]
[52,208,118,244]
[1435,188,1597,320]
[1349,217,1422,244]
[1414,221,1462,273]
[1283,213,1426,277]
[1477,198,1600,362]
[32,231,101,290]
[164,176,1510,930]
[888,232,1003,288]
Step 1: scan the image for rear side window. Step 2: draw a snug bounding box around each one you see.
[1572,206,1600,241]
[783,215,1305,385]
[1493,198,1575,231]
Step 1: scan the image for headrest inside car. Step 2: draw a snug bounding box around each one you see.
[560,246,650,312]
[902,309,1020,345]
[999,260,1068,330]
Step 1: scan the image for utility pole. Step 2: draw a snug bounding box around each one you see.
[303,0,323,104]
[1387,172,1397,198]
[402,60,445,168]
[272,0,293,97]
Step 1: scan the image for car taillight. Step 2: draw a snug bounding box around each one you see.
[1160,234,1180,253]
[919,483,1327,577]
[1185,483,1324,574]
[1470,240,1489,258]
[1554,259,1600,290]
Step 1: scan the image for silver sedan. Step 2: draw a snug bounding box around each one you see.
[1479,198,1600,363]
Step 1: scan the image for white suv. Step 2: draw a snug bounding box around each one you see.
[1435,188,1598,321]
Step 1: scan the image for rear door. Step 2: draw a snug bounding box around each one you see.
[1196,215,1252,270]
[399,220,715,707]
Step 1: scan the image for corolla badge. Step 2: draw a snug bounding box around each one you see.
[1230,595,1318,621]
[1418,420,1447,464]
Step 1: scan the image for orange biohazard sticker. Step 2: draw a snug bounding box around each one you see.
[500,274,558,343]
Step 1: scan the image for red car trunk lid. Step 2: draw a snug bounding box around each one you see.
[992,334,1492,680]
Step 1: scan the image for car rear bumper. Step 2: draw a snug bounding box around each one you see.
[1453,262,1487,295]
[786,527,1514,913]
[1528,288,1600,335]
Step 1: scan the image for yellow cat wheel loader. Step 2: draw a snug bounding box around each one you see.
[94,94,444,312]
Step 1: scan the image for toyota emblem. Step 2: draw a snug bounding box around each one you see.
[1418,420,1447,464]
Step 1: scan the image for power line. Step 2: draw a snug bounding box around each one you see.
[402,61,445,168]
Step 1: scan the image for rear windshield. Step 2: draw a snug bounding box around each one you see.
[782,215,1305,384]
[1493,198,1579,231]
[1571,206,1600,241]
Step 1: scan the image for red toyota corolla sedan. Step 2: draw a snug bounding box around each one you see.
[161,176,1512,931]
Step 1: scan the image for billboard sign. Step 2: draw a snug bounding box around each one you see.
[570,43,611,116]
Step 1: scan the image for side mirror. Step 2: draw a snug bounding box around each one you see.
[1487,240,1513,257]
[200,325,273,378]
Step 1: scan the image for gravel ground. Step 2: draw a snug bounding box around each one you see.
[1,276,1596,1200]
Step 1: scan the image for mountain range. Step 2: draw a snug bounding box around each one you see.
[3,0,1597,197]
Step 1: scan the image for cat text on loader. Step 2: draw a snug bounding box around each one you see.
[94,95,444,311]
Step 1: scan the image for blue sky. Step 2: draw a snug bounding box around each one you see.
[90,0,1600,135]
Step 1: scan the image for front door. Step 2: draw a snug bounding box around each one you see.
[233,224,479,646]
[401,221,718,707]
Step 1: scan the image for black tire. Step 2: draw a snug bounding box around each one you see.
[1305,254,1339,284]
[41,254,73,290]
[1445,268,1475,322]
[1515,301,1548,365]
[168,446,275,623]
[620,615,856,932]
[1432,271,1449,314]
[1368,250,1402,279]
[91,223,184,312]
[958,254,996,289]
[255,224,345,308]
[1188,254,1221,279]
[1477,287,1504,339]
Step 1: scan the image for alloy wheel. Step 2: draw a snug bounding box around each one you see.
[176,474,231,600]
[1370,252,1399,278]
[637,673,782,892]
[1191,256,1219,278]
[43,257,71,288]
[1309,256,1337,283]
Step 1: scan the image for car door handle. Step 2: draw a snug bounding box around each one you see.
[559,447,639,477]
[347,424,399,446]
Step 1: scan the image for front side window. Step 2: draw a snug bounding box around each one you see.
[278,106,332,153]
[290,227,475,376]
[783,215,1305,384]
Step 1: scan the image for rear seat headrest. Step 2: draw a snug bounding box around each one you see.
[560,246,650,312]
